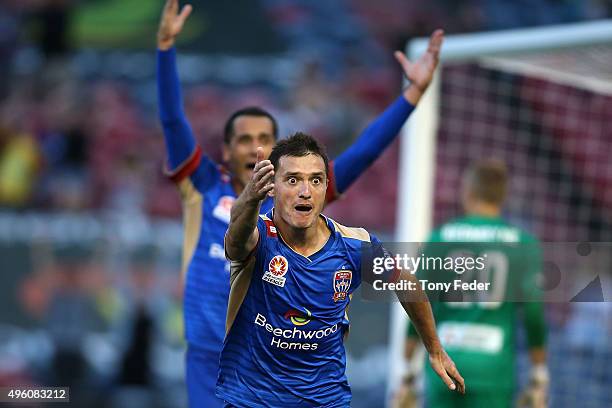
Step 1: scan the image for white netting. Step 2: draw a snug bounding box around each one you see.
[429,46,612,406]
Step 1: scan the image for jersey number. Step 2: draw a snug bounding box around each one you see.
[447,250,508,310]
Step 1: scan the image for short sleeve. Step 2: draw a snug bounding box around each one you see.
[359,234,401,287]
[224,216,268,264]
[166,145,222,193]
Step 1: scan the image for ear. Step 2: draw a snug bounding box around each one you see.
[222,143,231,163]
[461,187,473,212]
[267,186,275,198]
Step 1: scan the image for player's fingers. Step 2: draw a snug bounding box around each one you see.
[253,158,271,172]
[164,0,177,14]
[447,366,465,394]
[254,167,274,189]
[254,161,273,175]
[393,51,412,80]
[256,146,264,163]
[177,4,193,24]
[260,183,274,196]
[394,51,413,76]
[428,29,444,51]
[442,356,465,393]
[256,167,275,187]
[432,362,456,391]
[427,29,444,58]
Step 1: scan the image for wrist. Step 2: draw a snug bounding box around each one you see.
[403,361,418,381]
[423,339,443,355]
[245,192,264,206]
[157,36,175,51]
[403,84,425,106]
[530,364,549,385]
[402,371,415,385]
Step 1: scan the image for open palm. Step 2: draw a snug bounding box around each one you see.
[394,29,444,92]
[157,0,193,50]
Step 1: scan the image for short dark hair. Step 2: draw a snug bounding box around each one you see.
[223,107,278,144]
[464,159,508,205]
[269,132,329,178]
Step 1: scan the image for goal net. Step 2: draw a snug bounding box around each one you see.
[391,20,612,407]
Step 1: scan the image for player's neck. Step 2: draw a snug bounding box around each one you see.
[274,214,330,257]
[465,202,501,218]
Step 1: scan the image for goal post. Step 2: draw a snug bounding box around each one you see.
[389,19,612,406]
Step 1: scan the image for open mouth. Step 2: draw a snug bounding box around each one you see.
[246,162,256,170]
[294,204,313,213]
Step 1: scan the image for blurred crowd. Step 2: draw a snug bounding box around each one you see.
[0,239,187,407]
[1,0,610,231]
[0,0,394,229]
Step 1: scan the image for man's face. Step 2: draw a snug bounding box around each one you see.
[273,154,328,230]
[223,115,275,187]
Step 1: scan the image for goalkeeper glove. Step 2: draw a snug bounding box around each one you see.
[517,365,549,408]
[392,372,418,408]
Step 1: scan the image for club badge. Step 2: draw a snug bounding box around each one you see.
[333,270,352,302]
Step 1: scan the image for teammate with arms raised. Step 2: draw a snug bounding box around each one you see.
[156,1,446,406]
[220,133,464,407]
[403,160,547,408]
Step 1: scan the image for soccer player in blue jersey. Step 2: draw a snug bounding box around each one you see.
[156,1,445,406]
[221,134,464,407]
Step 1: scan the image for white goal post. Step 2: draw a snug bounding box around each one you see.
[388,19,612,404]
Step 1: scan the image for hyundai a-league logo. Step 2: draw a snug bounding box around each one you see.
[269,255,288,277]
[333,270,352,302]
[263,255,289,287]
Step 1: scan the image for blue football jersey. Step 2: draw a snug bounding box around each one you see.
[172,148,337,353]
[171,148,274,352]
[216,210,392,407]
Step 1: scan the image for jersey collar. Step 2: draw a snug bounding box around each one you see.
[266,208,336,262]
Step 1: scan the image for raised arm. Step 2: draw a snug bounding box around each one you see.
[157,0,196,171]
[330,30,443,197]
[225,149,274,260]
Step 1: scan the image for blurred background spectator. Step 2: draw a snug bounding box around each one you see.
[0,0,606,228]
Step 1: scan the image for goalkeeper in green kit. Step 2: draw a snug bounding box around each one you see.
[402,160,548,408]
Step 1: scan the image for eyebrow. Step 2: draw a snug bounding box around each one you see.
[236,132,273,138]
[284,171,326,177]
[233,132,274,139]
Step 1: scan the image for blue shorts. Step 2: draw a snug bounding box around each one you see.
[186,345,224,408]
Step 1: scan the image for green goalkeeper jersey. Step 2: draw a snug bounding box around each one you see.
[407,215,546,393]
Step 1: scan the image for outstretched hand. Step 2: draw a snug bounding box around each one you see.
[244,148,275,203]
[428,347,465,394]
[157,0,193,50]
[395,29,444,104]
